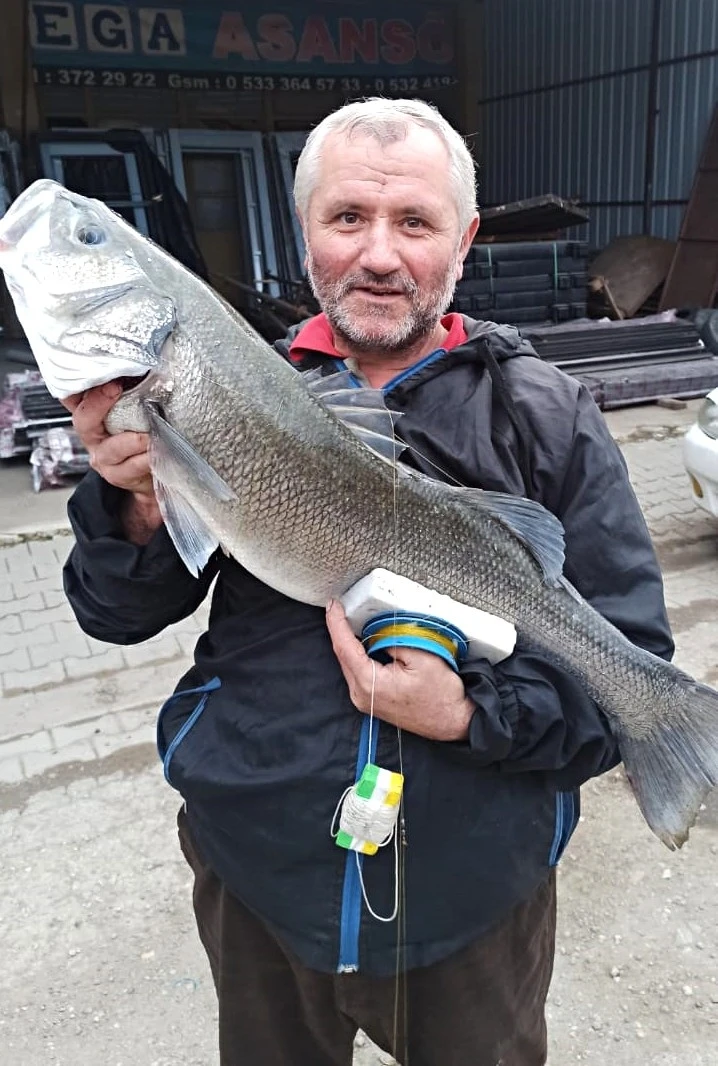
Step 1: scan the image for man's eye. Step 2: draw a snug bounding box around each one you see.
[405,217,424,229]
[340,212,359,225]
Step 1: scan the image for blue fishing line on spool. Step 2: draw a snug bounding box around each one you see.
[361,611,469,672]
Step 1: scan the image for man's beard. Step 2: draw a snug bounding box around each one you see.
[306,251,460,356]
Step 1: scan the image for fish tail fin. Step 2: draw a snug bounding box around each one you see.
[619,678,718,850]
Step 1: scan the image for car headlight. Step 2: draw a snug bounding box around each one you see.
[698,397,718,440]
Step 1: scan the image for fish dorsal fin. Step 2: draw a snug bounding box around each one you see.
[443,485,566,585]
[480,489,565,584]
[301,368,401,462]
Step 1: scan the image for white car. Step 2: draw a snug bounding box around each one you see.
[684,387,718,516]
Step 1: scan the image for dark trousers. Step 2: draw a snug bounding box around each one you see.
[177,807,556,1066]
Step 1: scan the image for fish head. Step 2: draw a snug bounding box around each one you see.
[0,179,175,399]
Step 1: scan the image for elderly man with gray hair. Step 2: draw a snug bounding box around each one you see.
[63,98,672,1065]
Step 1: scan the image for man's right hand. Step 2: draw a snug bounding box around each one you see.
[62,382,164,542]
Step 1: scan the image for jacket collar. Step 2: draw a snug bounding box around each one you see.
[278,315,538,385]
[286,312,468,364]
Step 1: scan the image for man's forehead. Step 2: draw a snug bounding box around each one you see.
[314,125,453,204]
[321,123,449,161]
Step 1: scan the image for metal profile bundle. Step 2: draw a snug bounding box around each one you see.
[578,359,718,411]
[522,320,704,361]
[521,318,718,410]
[0,372,72,459]
[452,240,588,326]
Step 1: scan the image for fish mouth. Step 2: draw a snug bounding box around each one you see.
[114,372,150,394]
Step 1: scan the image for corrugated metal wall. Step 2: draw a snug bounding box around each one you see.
[477,0,718,249]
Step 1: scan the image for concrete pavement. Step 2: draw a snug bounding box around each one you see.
[0,533,208,785]
[1,399,718,1065]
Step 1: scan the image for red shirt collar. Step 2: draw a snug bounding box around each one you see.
[288,312,468,363]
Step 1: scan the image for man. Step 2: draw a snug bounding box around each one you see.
[62,99,673,1066]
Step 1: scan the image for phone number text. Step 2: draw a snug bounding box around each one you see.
[35,67,458,94]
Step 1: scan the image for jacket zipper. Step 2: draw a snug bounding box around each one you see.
[337,715,378,973]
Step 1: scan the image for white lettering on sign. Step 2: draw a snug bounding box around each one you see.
[139,9,186,56]
[30,2,78,50]
[84,5,133,53]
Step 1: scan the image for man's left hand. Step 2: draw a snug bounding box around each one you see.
[326,600,474,742]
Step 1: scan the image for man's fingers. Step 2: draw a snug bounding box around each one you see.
[71,382,122,446]
[325,600,368,672]
[101,452,152,484]
[60,392,84,413]
[92,431,150,468]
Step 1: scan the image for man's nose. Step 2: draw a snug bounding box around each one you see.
[357,221,403,275]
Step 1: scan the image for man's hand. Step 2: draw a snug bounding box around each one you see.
[326,600,474,742]
[62,383,163,542]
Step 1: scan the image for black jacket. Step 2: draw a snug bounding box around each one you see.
[63,317,673,975]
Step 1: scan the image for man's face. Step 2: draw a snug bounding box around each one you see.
[301,125,478,355]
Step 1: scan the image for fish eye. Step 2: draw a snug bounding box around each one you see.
[76,226,106,246]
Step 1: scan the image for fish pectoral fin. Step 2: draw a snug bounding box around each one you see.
[302,368,402,462]
[153,478,219,577]
[146,406,235,576]
[146,405,236,503]
[456,488,566,585]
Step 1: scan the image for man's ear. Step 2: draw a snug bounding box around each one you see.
[456,213,480,279]
[297,210,309,271]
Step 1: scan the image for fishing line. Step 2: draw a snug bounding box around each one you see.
[390,417,410,1066]
[396,432,466,488]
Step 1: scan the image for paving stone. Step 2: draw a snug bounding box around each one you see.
[2,660,66,695]
[118,706,159,735]
[0,646,31,674]
[0,730,53,758]
[43,589,68,609]
[2,591,44,615]
[3,624,55,654]
[0,613,22,635]
[21,739,97,777]
[30,632,91,668]
[21,603,73,631]
[13,577,63,600]
[0,756,25,785]
[63,647,125,680]
[50,713,124,749]
[27,539,66,567]
[121,633,182,669]
[31,561,65,581]
[86,634,122,655]
[176,630,199,657]
[0,542,31,567]
[92,730,149,759]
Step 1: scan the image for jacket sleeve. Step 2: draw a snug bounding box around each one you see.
[459,384,674,789]
[63,471,219,644]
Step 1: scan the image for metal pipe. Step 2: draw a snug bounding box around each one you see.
[642,0,663,235]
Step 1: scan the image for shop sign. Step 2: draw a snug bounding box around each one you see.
[30,1,458,92]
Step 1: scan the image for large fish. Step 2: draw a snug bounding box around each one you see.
[1,179,717,849]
